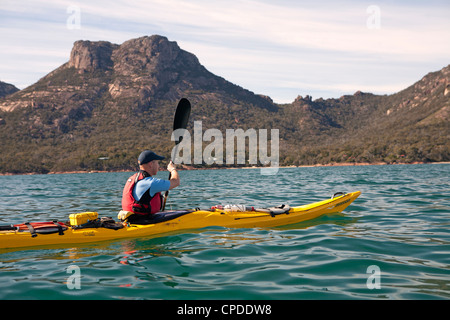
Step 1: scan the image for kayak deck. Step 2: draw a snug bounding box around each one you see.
[0,191,361,250]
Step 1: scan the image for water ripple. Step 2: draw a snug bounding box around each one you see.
[1,164,449,299]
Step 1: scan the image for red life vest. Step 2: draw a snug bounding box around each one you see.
[121,171,163,215]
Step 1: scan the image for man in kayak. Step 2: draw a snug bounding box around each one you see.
[118,150,180,222]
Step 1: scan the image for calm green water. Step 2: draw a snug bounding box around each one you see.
[0,164,449,300]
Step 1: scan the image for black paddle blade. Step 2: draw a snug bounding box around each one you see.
[164,98,191,211]
[173,98,191,131]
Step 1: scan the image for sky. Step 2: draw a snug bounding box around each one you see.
[1,0,449,103]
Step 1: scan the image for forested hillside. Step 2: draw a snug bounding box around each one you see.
[0,35,448,174]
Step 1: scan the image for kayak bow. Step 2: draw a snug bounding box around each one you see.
[0,191,361,250]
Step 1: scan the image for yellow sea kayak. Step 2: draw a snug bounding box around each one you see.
[0,191,361,250]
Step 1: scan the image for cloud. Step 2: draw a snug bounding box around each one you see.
[0,0,449,102]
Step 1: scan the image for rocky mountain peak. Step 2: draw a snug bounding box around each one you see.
[112,35,200,74]
[69,40,118,72]
[0,34,277,113]
[107,35,211,102]
[68,35,201,77]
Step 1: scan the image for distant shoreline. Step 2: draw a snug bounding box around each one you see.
[1,161,448,176]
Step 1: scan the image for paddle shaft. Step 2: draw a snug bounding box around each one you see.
[162,140,182,211]
[162,99,191,211]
